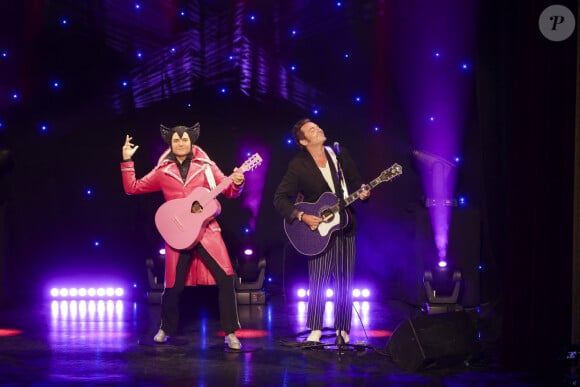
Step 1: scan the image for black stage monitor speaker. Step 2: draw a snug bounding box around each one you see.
[386,311,481,372]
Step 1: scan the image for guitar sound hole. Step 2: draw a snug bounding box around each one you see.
[191,202,203,213]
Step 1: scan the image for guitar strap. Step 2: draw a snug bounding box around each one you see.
[204,164,217,190]
[325,146,348,199]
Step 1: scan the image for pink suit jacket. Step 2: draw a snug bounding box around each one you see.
[121,145,243,287]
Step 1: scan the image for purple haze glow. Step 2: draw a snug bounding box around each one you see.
[393,1,477,262]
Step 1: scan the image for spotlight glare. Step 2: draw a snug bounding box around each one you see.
[361,288,370,298]
[297,288,307,298]
[50,288,59,297]
[69,288,78,297]
[59,288,68,297]
[438,260,447,268]
[325,288,334,298]
[78,288,87,297]
[96,288,105,297]
[106,288,115,297]
[352,288,361,298]
[243,248,253,256]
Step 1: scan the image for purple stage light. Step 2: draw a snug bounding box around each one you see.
[394,1,476,269]
[294,286,373,299]
[50,286,125,299]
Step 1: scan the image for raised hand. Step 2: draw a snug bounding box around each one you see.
[122,135,139,160]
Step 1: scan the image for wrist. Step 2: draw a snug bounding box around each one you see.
[298,211,305,222]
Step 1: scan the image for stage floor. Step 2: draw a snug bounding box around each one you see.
[0,289,540,386]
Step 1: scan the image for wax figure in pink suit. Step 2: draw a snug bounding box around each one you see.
[120,123,245,350]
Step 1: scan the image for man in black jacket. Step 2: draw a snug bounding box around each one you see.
[274,118,369,345]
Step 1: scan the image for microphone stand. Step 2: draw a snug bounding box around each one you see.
[333,144,347,355]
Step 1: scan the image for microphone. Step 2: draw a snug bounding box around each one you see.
[333,142,341,156]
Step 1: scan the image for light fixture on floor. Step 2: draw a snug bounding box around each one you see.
[423,266,463,314]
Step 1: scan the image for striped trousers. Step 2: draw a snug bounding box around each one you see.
[307,233,355,332]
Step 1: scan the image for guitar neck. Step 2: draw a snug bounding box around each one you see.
[209,176,234,199]
[328,175,383,213]
[346,175,383,205]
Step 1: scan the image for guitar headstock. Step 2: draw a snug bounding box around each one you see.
[239,153,263,173]
[378,163,403,182]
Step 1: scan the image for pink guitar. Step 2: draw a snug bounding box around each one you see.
[155,153,263,250]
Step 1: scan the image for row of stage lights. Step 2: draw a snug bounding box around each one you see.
[50,287,126,299]
[296,288,371,299]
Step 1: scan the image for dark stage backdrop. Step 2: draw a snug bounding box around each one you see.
[0,0,481,309]
[0,0,577,377]
[477,0,577,375]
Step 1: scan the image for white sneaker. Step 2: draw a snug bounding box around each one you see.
[225,333,242,350]
[306,329,322,342]
[153,329,168,343]
[336,330,350,344]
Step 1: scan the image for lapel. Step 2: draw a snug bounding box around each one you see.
[302,148,340,194]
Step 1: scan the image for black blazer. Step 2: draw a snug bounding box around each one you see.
[273,145,365,236]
